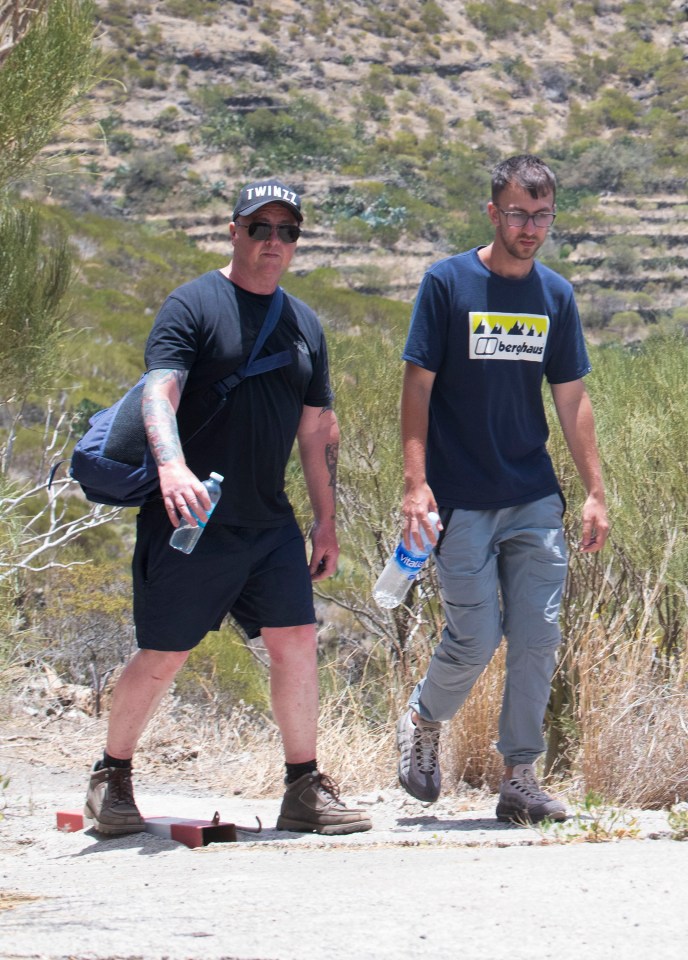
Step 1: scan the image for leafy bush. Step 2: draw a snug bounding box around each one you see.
[176,625,270,712]
[623,0,669,31]
[159,0,220,22]
[154,106,180,131]
[499,56,535,96]
[606,237,641,276]
[197,91,358,170]
[465,0,550,39]
[420,1,448,32]
[334,217,374,245]
[0,204,71,404]
[107,129,135,154]
[550,138,658,195]
[0,0,98,189]
[116,148,181,206]
[30,562,136,712]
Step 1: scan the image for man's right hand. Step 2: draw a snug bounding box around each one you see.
[402,483,441,551]
[158,461,212,528]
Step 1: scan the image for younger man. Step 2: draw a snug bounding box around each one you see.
[396,155,608,822]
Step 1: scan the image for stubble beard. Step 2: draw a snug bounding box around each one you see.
[501,231,544,262]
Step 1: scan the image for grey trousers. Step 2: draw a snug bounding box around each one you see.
[409,494,568,766]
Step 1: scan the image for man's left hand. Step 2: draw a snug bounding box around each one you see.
[580,493,609,553]
[308,522,339,581]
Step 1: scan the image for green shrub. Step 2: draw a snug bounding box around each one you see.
[160,0,220,21]
[0,204,71,404]
[560,334,688,651]
[360,91,388,123]
[258,43,281,76]
[420,1,448,32]
[366,65,395,95]
[499,55,535,95]
[0,0,98,190]
[118,148,179,205]
[108,129,135,153]
[174,143,193,162]
[465,0,546,39]
[550,138,657,195]
[197,92,358,170]
[608,310,644,334]
[154,106,179,131]
[178,625,270,712]
[623,0,668,31]
[334,217,374,245]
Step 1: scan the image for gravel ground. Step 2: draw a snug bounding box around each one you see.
[2,743,688,960]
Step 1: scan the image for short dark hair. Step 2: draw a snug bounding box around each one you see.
[491,155,556,203]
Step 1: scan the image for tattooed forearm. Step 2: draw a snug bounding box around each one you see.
[325,441,338,493]
[142,369,188,466]
[147,408,183,465]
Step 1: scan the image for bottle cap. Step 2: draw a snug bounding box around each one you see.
[210,472,224,482]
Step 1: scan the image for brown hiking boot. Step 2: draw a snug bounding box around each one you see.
[83,763,145,836]
[276,772,372,835]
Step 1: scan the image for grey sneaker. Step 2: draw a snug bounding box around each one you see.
[276,772,372,835]
[496,764,567,823]
[83,762,145,836]
[396,708,442,802]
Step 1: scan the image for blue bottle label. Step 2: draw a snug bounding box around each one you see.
[188,498,217,530]
[393,543,428,581]
[187,510,205,529]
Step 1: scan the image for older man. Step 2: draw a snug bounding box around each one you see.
[84,179,371,837]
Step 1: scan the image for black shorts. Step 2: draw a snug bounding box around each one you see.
[132,501,316,651]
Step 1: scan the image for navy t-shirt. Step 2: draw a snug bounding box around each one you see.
[403,248,591,510]
[144,270,334,526]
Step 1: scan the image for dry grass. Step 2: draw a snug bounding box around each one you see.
[4,606,688,809]
[443,646,506,794]
[401,587,688,809]
[88,666,401,798]
[574,619,688,807]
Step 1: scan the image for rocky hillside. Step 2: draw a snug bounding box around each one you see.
[43,0,688,331]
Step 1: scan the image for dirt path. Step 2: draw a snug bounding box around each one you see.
[2,743,687,960]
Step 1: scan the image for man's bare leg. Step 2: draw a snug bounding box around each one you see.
[261,624,318,764]
[263,623,371,835]
[105,648,191,759]
[85,648,190,835]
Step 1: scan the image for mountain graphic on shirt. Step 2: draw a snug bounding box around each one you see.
[469,312,550,361]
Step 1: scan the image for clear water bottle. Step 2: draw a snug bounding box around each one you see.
[373,512,441,609]
[169,472,223,554]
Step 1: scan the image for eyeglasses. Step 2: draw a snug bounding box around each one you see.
[498,209,556,228]
[235,220,301,243]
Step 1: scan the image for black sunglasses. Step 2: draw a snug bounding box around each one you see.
[236,221,301,243]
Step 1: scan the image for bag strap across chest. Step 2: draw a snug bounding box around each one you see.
[210,285,290,400]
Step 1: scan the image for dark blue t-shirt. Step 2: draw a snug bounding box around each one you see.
[145,270,333,526]
[403,248,591,510]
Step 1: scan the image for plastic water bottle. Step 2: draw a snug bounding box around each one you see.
[373,512,441,609]
[169,472,223,554]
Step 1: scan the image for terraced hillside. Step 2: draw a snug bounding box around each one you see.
[566,194,688,335]
[40,0,688,335]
